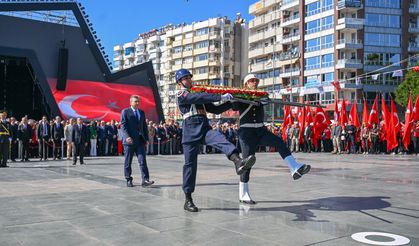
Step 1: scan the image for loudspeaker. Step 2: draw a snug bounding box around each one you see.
[56,48,68,91]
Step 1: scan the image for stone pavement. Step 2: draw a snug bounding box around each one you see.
[0,153,418,246]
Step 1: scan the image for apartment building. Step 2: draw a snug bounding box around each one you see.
[248,0,414,120]
[163,17,247,119]
[113,17,247,120]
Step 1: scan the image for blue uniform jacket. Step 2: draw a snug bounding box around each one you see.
[177,90,232,144]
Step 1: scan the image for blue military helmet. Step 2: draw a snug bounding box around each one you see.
[175,69,192,82]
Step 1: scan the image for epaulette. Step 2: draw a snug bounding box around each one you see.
[177,89,188,97]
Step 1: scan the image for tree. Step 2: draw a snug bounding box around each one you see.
[395,69,419,106]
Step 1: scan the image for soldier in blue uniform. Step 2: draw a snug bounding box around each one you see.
[175,69,256,212]
[232,74,311,204]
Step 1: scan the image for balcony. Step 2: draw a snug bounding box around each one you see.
[280,68,300,78]
[194,60,209,68]
[409,23,419,33]
[336,39,363,50]
[409,4,419,15]
[250,62,265,72]
[264,28,279,39]
[172,52,182,59]
[281,31,300,44]
[278,50,300,61]
[264,10,281,23]
[280,14,300,28]
[281,0,299,11]
[336,59,363,70]
[249,46,265,58]
[249,32,265,43]
[336,18,364,30]
[194,73,209,81]
[408,43,419,53]
[336,0,362,10]
[249,0,264,15]
[182,50,193,57]
[113,45,123,51]
[193,47,209,55]
[249,16,264,29]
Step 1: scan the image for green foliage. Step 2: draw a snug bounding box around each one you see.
[395,69,419,106]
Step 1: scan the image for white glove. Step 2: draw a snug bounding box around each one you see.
[221,93,233,101]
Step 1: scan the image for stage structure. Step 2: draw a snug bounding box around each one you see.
[0,0,164,122]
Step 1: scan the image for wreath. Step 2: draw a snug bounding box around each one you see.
[190,85,268,100]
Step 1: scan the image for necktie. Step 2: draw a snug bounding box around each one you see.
[44,123,47,136]
[135,110,140,121]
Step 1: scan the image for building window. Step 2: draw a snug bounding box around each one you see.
[321,34,334,49]
[321,15,334,30]
[322,53,334,67]
[195,67,208,74]
[305,38,320,52]
[305,56,320,70]
[174,46,183,53]
[183,57,193,64]
[124,47,135,56]
[306,1,320,16]
[195,40,209,49]
[195,27,209,36]
[365,14,400,28]
[321,0,333,11]
[195,54,208,61]
[184,44,193,51]
[174,59,182,65]
[365,33,400,47]
[365,0,400,8]
[305,19,320,34]
[322,72,334,84]
[364,52,401,66]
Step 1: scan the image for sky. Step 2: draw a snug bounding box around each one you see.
[77,0,256,60]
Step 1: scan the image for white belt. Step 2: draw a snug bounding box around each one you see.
[240,123,264,128]
[183,111,205,119]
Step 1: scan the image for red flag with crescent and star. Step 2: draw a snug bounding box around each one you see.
[368,96,379,126]
[48,79,158,122]
[402,95,414,149]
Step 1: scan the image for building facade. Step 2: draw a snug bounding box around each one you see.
[248,0,415,120]
[114,17,248,120]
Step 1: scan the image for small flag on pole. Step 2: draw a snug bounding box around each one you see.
[371,74,379,80]
[392,69,403,77]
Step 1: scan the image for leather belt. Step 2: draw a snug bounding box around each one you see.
[240,123,264,128]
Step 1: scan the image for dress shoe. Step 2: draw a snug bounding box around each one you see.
[72,162,76,165]
[0,164,9,168]
[126,179,134,187]
[293,164,311,180]
[184,199,198,212]
[21,159,25,162]
[239,199,257,205]
[229,153,256,175]
[141,180,154,187]
[11,159,16,162]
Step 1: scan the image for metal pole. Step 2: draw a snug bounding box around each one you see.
[290,45,293,103]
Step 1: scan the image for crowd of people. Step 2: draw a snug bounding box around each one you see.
[0,113,417,165]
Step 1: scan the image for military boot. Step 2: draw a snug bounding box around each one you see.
[229,153,256,175]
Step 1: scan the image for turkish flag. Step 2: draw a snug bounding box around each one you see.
[368,96,379,126]
[414,95,419,121]
[386,99,399,151]
[48,79,158,122]
[402,95,414,150]
[334,99,339,123]
[349,102,360,128]
[297,106,306,144]
[331,81,341,92]
[282,105,293,141]
[362,97,369,127]
[381,96,390,140]
[313,106,331,148]
[305,106,314,126]
[339,99,348,126]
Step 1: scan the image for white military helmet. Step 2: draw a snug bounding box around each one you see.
[243,73,259,86]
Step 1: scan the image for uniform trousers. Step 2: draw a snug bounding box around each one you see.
[238,127,291,183]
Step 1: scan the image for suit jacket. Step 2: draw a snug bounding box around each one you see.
[10,123,18,141]
[36,122,51,140]
[120,107,149,146]
[51,123,64,141]
[18,124,32,141]
[71,124,89,145]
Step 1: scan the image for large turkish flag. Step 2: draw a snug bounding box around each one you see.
[48,79,158,122]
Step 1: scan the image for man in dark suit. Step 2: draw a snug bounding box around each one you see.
[71,118,88,165]
[36,116,51,161]
[51,116,64,160]
[18,117,32,162]
[97,121,107,156]
[107,120,118,156]
[120,95,154,188]
[9,117,18,162]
